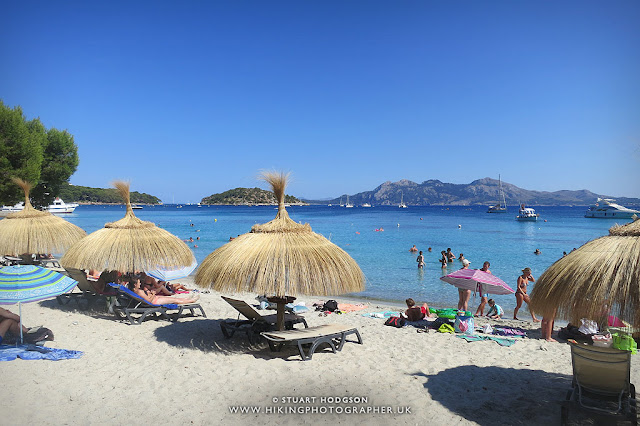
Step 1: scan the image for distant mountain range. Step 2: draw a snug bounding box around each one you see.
[302,178,640,206]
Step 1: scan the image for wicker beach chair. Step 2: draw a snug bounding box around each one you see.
[261,324,363,361]
[561,342,637,425]
[220,296,308,343]
[108,283,206,325]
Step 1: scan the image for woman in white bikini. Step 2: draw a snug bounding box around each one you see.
[514,267,539,322]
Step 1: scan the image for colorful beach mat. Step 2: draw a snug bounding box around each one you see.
[0,344,83,361]
[456,334,517,347]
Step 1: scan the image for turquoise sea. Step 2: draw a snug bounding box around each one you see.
[63,204,623,314]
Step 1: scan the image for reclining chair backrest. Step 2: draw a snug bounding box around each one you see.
[221,296,263,322]
[571,343,631,395]
[64,268,96,293]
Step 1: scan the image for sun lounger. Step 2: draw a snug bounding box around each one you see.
[561,342,637,425]
[220,296,308,343]
[261,324,363,361]
[108,283,206,325]
[56,268,118,311]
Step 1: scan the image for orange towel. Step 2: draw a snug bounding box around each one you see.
[337,303,368,313]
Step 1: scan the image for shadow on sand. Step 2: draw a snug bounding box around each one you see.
[415,365,572,425]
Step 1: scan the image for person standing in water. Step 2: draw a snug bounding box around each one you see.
[474,261,491,317]
[514,267,540,322]
[416,251,425,269]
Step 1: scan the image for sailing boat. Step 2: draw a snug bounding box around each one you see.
[345,195,354,208]
[399,191,407,208]
[487,175,507,213]
[339,196,344,207]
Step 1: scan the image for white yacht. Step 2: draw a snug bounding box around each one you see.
[584,198,640,219]
[516,204,539,221]
[487,175,507,213]
[46,198,78,214]
[345,195,354,208]
[399,191,407,208]
[1,198,77,215]
[362,203,372,207]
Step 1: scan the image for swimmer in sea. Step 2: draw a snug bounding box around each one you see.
[409,245,418,252]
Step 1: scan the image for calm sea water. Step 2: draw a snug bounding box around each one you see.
[62,204,620,313]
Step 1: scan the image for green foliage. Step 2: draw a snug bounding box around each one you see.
[0,102,44,203]
[0,101,78,207]
[201,187,302,205]
[58,182,161,204]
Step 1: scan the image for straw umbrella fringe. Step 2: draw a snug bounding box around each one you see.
[0,178,86,256]
[61,181,194,273]
[195,171,365,298]
[530,217,640,327]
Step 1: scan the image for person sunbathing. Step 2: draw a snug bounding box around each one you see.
[160,281,190,293]
[129,279,199,305]
[404,298,435,321]
[140,273,173,296]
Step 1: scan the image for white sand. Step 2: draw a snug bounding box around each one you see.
[4,278,638,425]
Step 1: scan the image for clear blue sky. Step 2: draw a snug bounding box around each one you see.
[2,1,639,202]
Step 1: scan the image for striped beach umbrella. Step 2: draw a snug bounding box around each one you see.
[440,269,515,295]
[0,265,77,343]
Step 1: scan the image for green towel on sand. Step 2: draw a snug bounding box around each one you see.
[456,334,517,347]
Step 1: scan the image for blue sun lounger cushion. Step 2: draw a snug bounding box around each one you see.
[107,283,206,325]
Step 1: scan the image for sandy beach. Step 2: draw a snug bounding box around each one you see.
[3,277,638,425]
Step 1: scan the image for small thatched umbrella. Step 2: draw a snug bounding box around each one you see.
[195,171,365,330]
[530,216,640,328]
[0,178,86,256]
[61,181,194,273]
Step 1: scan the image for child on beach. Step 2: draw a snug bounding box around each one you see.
[486,299,503,319]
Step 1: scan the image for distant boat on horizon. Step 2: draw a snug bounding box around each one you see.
[399,191,407,208]
[345,195,354,208]
[487,175,507,213]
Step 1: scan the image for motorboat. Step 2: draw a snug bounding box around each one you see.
[46,198,78,214]
[487,175,507,213]
[0,202,24,217]
[1,198,77,215]
[584,198,640,219]
[131,205,143,210]
[362,203,372,207]
[516,204,539,221]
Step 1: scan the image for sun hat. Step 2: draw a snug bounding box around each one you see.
[462,259,470,266]
[522,267,531,274]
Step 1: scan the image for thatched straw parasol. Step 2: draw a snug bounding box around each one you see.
[61,181,194,273]
[0,178,86,256]
[530,216,640,327]
[195,171,365,330]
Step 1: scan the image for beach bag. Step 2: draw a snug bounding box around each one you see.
[454,315,475,334]
[438,323,454,333]
[612,333,637,354]
[578,318,598,335]
[384,316,405,328]
[558,325,593,343]
[322,300,339,312]
[592,333,613,348]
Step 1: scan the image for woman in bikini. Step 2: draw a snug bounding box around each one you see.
[129,279,199,305]
[514,267,539,322]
